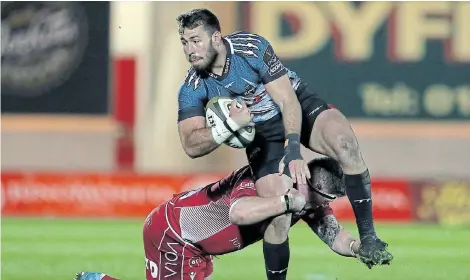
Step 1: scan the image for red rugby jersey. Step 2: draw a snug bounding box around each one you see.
[164,166,265,255]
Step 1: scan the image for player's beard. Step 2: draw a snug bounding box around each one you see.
[192,40,218,72]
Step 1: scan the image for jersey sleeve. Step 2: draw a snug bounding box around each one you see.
[177,70,207,123]
[236,33,288,84]
[229,166,257,204]
[229,178,257,204]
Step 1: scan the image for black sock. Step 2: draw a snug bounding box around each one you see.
[345,170,377,241]
[263,238,290,280]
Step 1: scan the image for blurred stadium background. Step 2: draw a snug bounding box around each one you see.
[1,1,470,280]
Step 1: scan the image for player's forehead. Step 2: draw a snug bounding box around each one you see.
[179,25,207,40]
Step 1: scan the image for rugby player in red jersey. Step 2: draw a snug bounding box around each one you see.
[75,158,375,280]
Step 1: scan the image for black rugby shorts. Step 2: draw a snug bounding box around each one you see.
[246,82,331,181]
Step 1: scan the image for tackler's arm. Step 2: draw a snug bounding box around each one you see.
[305,213,360,257]
[229,189,306,226]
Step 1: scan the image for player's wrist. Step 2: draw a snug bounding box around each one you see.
[285,134,301,151]
[349,240,357,257]
[285,133,300,144]
[280,193,292,213]
[283,133,302,161]
[286,133,300,142]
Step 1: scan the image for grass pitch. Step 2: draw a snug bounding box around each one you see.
[2,218,470,280]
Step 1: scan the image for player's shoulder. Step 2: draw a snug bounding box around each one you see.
[226,31,270,45]
[178,67,206,95]
[218,165,252,188]
[225,31,271,61]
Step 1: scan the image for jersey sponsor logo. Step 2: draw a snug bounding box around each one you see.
[229,237,242,250]
[145,257,159,278]
[224,57,231,74]
[188,257,204,268]
[263,45,285,77]
[163,242,181,278]
[262,45,276,66]
[238,180,255,190]
[269,61,284,76]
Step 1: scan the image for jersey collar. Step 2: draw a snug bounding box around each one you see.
[207,38,233,81]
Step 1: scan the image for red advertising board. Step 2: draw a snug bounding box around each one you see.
[7,172,460,224]
[1,172,222,217]
[330,179,413,222]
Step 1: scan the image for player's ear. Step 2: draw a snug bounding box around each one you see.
[212,30,222,44]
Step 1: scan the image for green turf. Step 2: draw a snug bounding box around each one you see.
[2,218,470,280]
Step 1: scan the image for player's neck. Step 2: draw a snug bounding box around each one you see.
[210,40,228,76]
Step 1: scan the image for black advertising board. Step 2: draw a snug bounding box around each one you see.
[1,1,110,114]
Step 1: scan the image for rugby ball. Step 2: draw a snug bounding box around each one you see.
[205,96,255,149]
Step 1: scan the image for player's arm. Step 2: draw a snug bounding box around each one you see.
[177,83,235,158]
[302,206,359,257]
[265,76,302,138]
[178,83,251,158]
[254,36,309,183]
[265,75,305,180]
[178,117,221,158]
[229,180,305,225]
[331,225,361,257]
[230,196,289,225]
[256,39,302,136]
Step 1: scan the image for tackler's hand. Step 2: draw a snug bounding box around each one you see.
[229,100,254,129]
[285,188,307,212]
[278,134,311,186]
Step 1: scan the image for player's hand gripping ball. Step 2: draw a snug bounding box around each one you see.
[205,96,255,149]
[356,237,393,269]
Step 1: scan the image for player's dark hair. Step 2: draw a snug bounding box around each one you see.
[308,157,346,197]
[176,8,221,35]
